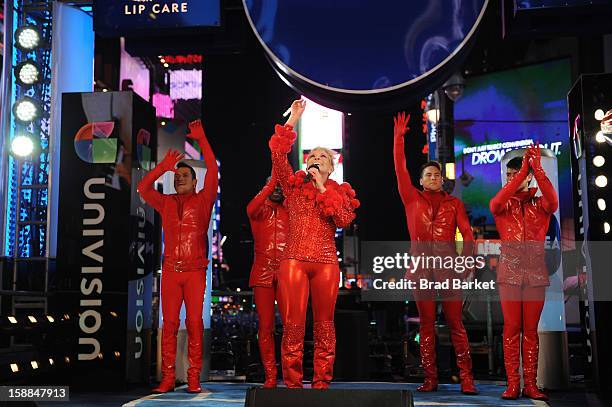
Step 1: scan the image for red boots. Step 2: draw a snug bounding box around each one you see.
[501,331,521,399]
[153,320,179,393]
[501,331,548,400]
[312,321,336,389]
[258,329,278,388]
[281,323,305,388]
[416,328,438,392]
[153,319,203,394]
[417,319,477,394]
[186,318,204,393]
[521,332,548,401]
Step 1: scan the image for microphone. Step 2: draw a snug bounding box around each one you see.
[304,163,320,183]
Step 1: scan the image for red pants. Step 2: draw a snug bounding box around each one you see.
[277,259,339,389]
[414,292,474,385]
[499,284,545,388]
[254,285,278,386]
[160,270,206,383]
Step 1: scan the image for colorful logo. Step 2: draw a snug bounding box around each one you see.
[74,121,117,163]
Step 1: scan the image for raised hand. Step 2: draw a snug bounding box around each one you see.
[527,142,542,170]
[393,111,410,138]
[158,149,184,172]
[285,99,306,128]
[187,119,205,140]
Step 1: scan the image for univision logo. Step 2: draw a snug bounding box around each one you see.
[74,121,117,164]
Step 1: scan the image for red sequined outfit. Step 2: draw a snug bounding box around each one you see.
[490,163,557,401]
[270,124,359,388]
[247,181,289,387]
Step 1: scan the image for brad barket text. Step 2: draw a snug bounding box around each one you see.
[372,278,496,291]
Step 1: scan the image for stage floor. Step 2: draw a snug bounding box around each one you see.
[121,382,548,407]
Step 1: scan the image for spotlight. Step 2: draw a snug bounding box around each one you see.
[64,356,70,364]
[28,316,37,323]
[595,109,605,121]
[31,361,39,369]
[163,63,169,68]
[595,175,608,188]
[236,287,241,292]
[48,358,54,366]
[596,131,606,143]
[8,316,17,324]
[14,60,40,86]
[11,134,36,157]
[160,58,166,64]
[605,222,610,234]
[593,156,605,167]
[10,363,19,373]
[46,315,54,323]
[15,26,42,51]
[13,97,40,123]
[597,199,606,211]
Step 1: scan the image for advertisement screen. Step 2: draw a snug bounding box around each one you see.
[454,59,572,228]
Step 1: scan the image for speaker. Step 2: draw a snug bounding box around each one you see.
[244,387,414,407]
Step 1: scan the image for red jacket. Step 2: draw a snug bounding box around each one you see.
[394,134,474,247]
[137,134,218,272]
[247,181,289,287]
[490,166,558,286]
[270,124,359,264]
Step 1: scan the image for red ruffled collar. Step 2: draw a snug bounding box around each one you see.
[288,170,339,200]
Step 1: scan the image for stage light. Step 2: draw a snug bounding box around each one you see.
[597,199,606,211]
[596,131,606,143]
[102,88,108,93]
[11,135,35,157]
[163,63,169,68]
[15,60,40,86]
[161,121,166,126]
[48,358,54,366]
[8,316,17,324]
[97,353,103,360]
[15,26,42,50]
[114,351,120,358]
[64,356,70,364]
[445,162,456,180]
[47,315,54,323]
[160,58,166,64]
[31,361,39,369]
[593,156,605,167]
[595,175,608,188]
[63,314,70,320]
[13,97,40,123]
[110,311,118,317]
[10,363,19,373]
[595,109,605,121]
[28,316,37,323]
[236,287,241,292]
[605,222,610,234]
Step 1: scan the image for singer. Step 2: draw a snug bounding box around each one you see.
[393,112,478,395]
[269,99,360,389]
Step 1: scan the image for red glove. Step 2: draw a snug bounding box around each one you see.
[158,149,183,172]
[187,119,205,141]
[393,111,410,139]
[528,142,542,171]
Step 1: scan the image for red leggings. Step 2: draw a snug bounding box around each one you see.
[254,285,277,335]
[161,271,206,325]
[277,259,339,325]
[498,285,545,339]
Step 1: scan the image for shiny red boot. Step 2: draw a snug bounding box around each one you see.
[522,332,548,401]
[416,329,438,392]
[448,324,478,395]
[259,329,278,388]
[312,321,336,389]
[186,318,203,393]
[281,323,305,388]
[153,320,179,393]
[501,332,521,400]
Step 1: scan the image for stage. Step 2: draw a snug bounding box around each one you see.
[120,382,548,407]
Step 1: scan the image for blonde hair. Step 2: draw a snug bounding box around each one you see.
[306,147,336,173]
